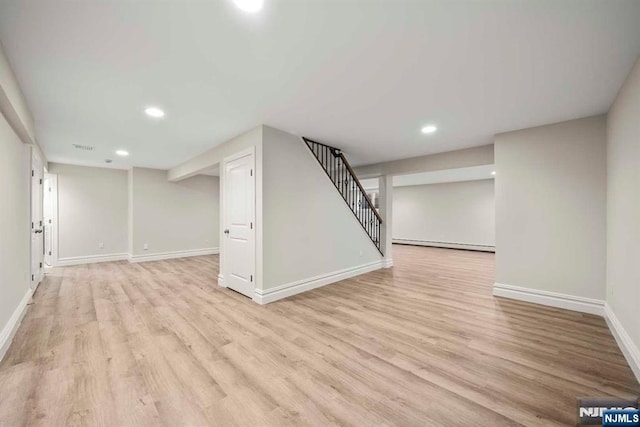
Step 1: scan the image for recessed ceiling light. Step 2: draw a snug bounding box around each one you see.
[233,0,264,13]
[491,171,496,176]
[116,150,129,157]
[421,125,437,134]
[144,107,165,118]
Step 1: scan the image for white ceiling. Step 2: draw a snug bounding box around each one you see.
[1,0,639,170]
[360,164,495,190]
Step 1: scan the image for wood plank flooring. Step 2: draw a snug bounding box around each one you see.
[0,244,638,426]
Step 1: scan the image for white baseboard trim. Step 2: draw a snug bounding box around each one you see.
[254,259,384,305]
[56,253,129,267]
[129,247,219,263]
[218,274,226,287]
[382,258,394,268]
[393,238,495,252]
[492,283,605,316]
[0,288,33,362]
[604,303,640,383]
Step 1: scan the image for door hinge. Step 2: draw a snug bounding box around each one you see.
[250,275,253,282]
[39,262,42,268]
[48,251,52,256]
[31,170,34,177]
[250,222,253,229]
[49,219,52,224]
[31,222,34,229]
[250,169,253,177]
[39,220,42,226]
[31,274,34,281]
[39,178,42,185]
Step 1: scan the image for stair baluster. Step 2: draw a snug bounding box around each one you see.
[303,137,383,255]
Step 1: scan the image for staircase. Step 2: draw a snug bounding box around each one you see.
[303,137,383,255]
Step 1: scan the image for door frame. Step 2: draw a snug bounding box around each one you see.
[219,146,256,298]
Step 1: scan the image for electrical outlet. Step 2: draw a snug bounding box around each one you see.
[99,242,104,249]
[143,243,149,251]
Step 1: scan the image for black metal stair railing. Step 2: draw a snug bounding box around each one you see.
[302,137,383,255]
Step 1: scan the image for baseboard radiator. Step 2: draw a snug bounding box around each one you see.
[393,238,495,252]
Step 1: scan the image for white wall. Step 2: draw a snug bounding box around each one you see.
[169,126,263,181]
[48,164,219,263]
[261,126,382,292]
[0,43,45,360]
[354,144,494,178]
[204,126,263,290]
[494,115,607,301]
[0,41,35,146]
[0,112,30,356]
[171,124,384,302]
[606,56,640,378]
[128,168,134,256]
[0,41,46,164]
[130,167,219,257]
[393,179,495,250]
[48,163,128,260]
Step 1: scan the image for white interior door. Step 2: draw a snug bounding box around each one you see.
[43,174,55,267]
[31,151,44,287]
[223,150,255,298]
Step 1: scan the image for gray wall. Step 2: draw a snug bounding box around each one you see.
[494,115,607,300]
[130,167,219,256]
[262,126,382,290]
[393,179,495,248]
[607,57,640,357]
[48,163,128,259]
[0,112,30,341]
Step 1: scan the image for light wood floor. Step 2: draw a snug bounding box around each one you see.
[0,245,638,426]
